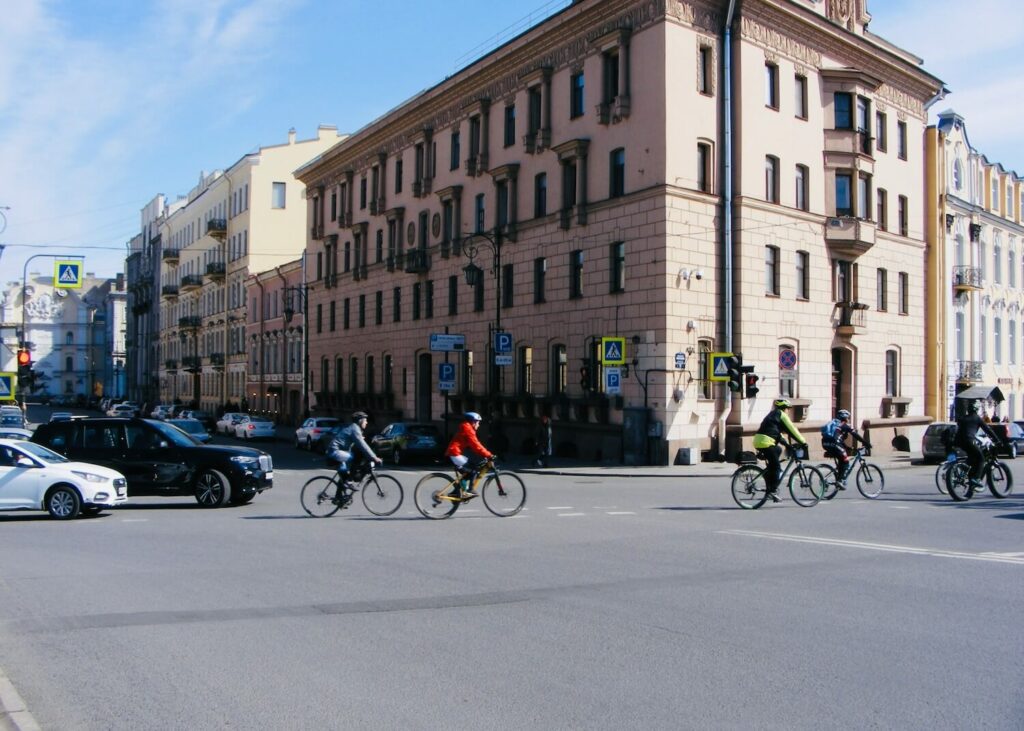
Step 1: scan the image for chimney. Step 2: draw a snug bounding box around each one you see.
[116,273,125,291]
[288,128,297,144]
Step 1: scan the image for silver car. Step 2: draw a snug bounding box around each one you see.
[233,415,275,441]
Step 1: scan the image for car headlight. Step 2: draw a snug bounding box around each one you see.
[72,470,108,483]
[230,455,259,467]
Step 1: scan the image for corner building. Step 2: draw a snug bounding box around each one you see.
[299,0,942,463]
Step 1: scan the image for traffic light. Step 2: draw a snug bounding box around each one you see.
[724,355,743,394]
[742,365,760,399]
[16,349,31,379]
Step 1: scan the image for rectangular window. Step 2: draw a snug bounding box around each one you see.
[330,191,337,221]
[450,132,460,171]
[765,156,779,204]
[875,111,887,152]
[502,264,514,309]
[602,49,619,105]
[329,300,336,331]
[394,159,403,194]
[995,318,1003,364]
[697,142,712,193]
[794,75,807,119]
[475,194,485,233]
[834,92,853,130]
[898,272,909,314]
[448,275,458,316]
[836,172,853,216]
[569,250,583,299]
[570,72,585,118]
[610,242,625,293]
[898,195,908,236]
[358,294,366,328]
[897,121,908,160]
[496,182,509,228]
[469,116,481,158]
[316,303,323,333]
[503,105,516,148]
[698,46,713,95]
[876,189,888,230]
[610,148,625,198]
[765,245,780,296]
[562,160,578,211]
[795,164,808,211]
[272,182,286,209]
[392,287,401,323]
[765,63,778,109]
[375,291,383,325]
[885,350,898,397]
[343,298,350,329]
[796,251,810,300]
[858,173,872,220]
[425,280,434,319]
[534,173,547,217]
[528,87,542,135]
[856,96,871,154]
[412,283,421,320]
[518,347,533,395]
[877,268,888,311]
[534,257,546,303]
[473,278,485,312]
[359,177,367,209]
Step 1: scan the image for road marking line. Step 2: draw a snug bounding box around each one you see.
[888,505,911,510]
[557,512,585,517]
[593,506,618,509]
[548,506,574,510]
[719,529,1024,566]
[121,519,149,523]
[606,511,636,515]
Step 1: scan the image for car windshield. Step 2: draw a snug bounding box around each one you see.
[17,441,68,464]
[170,420,204,434]
[0,415,23,425]
[191,411,211,419]
[250,417,272,424]
[149,420,201,447]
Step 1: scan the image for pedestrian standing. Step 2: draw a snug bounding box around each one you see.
[534,415,552,468]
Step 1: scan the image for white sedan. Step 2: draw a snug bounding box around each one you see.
[216,412,246,434]
[0,439,128,519]
[233,415,276,441]
[294,417,340,449]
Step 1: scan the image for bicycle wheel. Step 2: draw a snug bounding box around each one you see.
[789,465,824,507]
[855,463,885,499]
[986,460,1014,499]
[816,463,840,500]
[934,462,950,494]
[946,462,974,502]
[731,465,769,509]
[481,471,527,517]
[361,473,404,516]
[413,472,460,519]
[301,476,341,518]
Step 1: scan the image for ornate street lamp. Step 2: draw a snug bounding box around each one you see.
[461,227,504,396]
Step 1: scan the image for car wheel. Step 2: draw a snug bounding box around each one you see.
[195,469,231,507]
[47,485,81,519]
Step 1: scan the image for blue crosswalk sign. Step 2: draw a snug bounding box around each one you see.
[0,373,14,401]
[54,260,82,289]
[601,337,626,365]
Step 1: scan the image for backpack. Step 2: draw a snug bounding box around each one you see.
[821,419,840,442]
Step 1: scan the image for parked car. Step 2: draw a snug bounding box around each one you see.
[0,414,25,429]
[0,405,23,416]
[990,422,1024,458]
[314,424,345,454]
[216,412,247,434]
[0,438,128,519]
[31,417,273,507]
[370,422,444,465]
[49,412,74,423]
[294,417,341,449]
[0,428,33,440]
[107,403,136,418]
[150,404,175,420]
[166,418,212,444]
[921,422,957,462]
[233,415,275,441]
[179,410,216,432]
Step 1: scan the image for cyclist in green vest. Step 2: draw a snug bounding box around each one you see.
[752,399,808,502]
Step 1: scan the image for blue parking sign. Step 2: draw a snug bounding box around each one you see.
[438,362,456,392]
[494,331,513,353]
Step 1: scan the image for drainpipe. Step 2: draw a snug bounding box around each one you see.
[717,0,739,460]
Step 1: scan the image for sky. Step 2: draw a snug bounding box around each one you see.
[0,0,1021,281]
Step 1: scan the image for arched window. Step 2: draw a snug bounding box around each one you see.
[366,355,375,394]
[884,349,899,397]
[550,344,567,396]
[320,358,329,394]
[65,331,73,345]
[952,159,963,191]
[334,357,343,393]
[349,356,358,393]
[65,356,73,372]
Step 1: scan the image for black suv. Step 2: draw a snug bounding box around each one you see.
[31,417,273,507]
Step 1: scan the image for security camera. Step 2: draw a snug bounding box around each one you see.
[694,270,704,280]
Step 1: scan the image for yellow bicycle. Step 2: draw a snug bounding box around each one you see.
[413,459,526,519]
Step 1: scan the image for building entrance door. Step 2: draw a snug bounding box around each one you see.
[831,347,853,414]
[416,352,432,422]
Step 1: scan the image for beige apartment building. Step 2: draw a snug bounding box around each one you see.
[926,112,1024,423]
[156,127,342,412]
[297,0,943,463]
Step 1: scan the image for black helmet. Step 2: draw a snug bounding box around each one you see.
[352,411,369,421]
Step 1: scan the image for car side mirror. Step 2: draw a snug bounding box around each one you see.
[15,456,36,468]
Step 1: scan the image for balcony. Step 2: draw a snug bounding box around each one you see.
[181,356,202,373]
[952,360,984,384]
[310,223,324,240]
[205,261,226,281]
[178,316,202,330]
[404,249,430,274]
[208,353,225,368]
[206,218,227,240]
[180,274,203,291]
[835,301,868,337]
[823,128,875,166]
[825,216,876,258]
[161,285,179,300]
[164,359,178,372]
[952,266,983,292]
[162,249,180,265]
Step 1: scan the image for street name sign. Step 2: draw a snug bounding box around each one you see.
[429,333,465,352]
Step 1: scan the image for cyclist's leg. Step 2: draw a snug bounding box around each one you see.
[328,448,354,505]
[760,446,782,495]
[963,442,984,486]
[450,455,471,495]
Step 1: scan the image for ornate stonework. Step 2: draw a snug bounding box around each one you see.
[741,16,822,69]
[24,292,64,322]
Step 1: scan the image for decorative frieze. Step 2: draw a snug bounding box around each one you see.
[741,16,822,69]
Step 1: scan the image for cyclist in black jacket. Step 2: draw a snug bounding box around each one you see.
[954,400,1003,490]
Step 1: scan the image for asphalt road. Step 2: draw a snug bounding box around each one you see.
[0,434,1022,729]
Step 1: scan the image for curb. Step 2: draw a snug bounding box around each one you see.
[515,459,921,479]
[0,671,40,731]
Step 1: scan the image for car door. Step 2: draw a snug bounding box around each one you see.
[73,421,129,477]
[123,422,190,493]
[0,445,42,509]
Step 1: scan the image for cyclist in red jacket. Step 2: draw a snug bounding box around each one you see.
[444,412,495,497]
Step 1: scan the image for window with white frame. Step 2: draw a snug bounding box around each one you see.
[980,314,988,361]
[765,62,779,109]
[885,349,899,396]
[796,250,809,300]
[995,316,1003,364]
[994,235,1002,284]
[992,176,1000,212]
[1011,319,1017,365]
[1010,246,1017,288]
[765,156,779,203]
[765,245,780,295]
[876,268,887,311]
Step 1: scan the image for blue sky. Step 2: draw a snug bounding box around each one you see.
[0,0,1020,280]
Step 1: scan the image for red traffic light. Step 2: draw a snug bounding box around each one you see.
[16,349,31,367]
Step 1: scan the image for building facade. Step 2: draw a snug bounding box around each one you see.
[295,0,943,463]
[155,126,342,412]
[926,112,1024,421]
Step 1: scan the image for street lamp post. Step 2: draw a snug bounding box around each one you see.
[461,227,503,397]
[283,284,308,423]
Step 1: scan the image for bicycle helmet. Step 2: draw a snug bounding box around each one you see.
[351,411,369,421]
[773,399,791,410]
[464,411,483,422]
[837,409,851,420]
[967,400,980,413]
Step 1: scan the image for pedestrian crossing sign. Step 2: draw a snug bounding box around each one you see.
[600,337,626,365]
[0,372,15,401]
[54,260,83,289]
[709,352,734,382]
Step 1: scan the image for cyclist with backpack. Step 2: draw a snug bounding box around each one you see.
[752,399,808,502]
[954,400,1003,491]
[821,409,867,488]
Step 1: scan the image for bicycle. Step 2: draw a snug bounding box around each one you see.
[933,450,965,495]
[730,443,825,509]
[300,462,404,517]
[816,446,885,499]
[413,458,526,519]
[944,443,1013,502]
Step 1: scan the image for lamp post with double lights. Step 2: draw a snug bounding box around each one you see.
[461,227,504,398]
[282,284,309,422]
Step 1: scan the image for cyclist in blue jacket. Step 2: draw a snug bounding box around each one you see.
[821,409,867,488]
